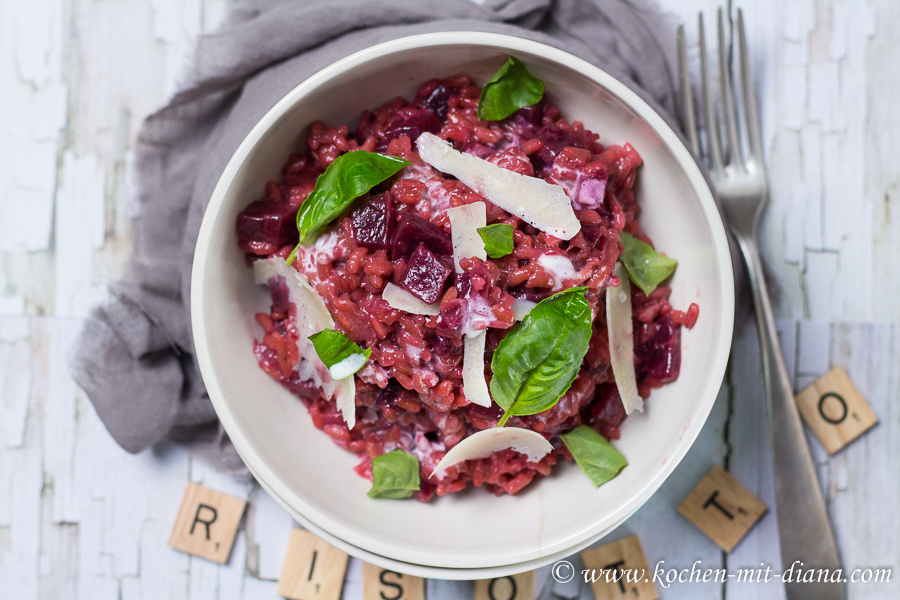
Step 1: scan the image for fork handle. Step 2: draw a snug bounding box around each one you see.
[735,234,845,600]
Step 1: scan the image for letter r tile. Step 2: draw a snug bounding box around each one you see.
[168,482,247,564]
[362,562,424,600]
[795,366,878,455]
[581,535,659,600]
[677,466,767,553]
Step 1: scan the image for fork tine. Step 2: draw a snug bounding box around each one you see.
[677,24,701,156]
[737,8,764,164]
[698,12,725,174]
[718,7,746,169]
[717,7,745,170]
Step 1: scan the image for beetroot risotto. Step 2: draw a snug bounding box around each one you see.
[235,57,699,501]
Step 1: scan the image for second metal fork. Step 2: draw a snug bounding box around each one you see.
[678,9,844,600]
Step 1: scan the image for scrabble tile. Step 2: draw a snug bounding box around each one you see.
[474,570,535,600]
[362,562,424,600]
[278,529,349,600]
[795,366,878,454]
[581,535,659,600]
[677,465,767,553]
[168,482,246,564]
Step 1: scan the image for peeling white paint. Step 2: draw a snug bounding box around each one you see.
[54,152,107,318]
[0,318,32,449]
[247,487,294,582]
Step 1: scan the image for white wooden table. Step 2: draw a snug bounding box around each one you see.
[1,1,897,598]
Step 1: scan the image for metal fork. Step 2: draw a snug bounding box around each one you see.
[679,9,844,600]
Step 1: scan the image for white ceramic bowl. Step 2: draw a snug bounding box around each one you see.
[192,32,734,578]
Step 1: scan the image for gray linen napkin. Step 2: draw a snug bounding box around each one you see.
[70,0,685,469]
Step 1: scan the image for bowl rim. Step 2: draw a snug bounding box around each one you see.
[192,30,735,570]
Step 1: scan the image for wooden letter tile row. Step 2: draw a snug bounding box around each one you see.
[180,465,837,600]
[169,485,543,599]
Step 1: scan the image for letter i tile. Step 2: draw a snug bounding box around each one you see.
[677,465,767,552]
[168,482,247,563]
[278,529,349,600]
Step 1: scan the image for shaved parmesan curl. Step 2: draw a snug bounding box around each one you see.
[416,132,581,240]
[431,427,553,478]
[254,257,357,429]
[606,262,642,414]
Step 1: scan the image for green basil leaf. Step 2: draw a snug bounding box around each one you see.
[308,329,371,379]
[560,425,628,487]
[490,287,592,426]
[296,151,410,245]
[477,223,514,258]
[284,244,300,267]
[368,449,420,499]
[477,56,545,121]
[619,232,678,295]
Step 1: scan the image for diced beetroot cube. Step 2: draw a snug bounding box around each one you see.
[591,383,627,426]
[400,243,451,304]
[236,198,298,255]
[375,382,403,408]
[383,107,442,144]
[588,383,627,441]
[435,298,466,338]
[455,272,472,297]
[571,172,608,211]
[414,482,437,503]
[637,315,682,383]
[508,102,544,130]
[352,192,394,250]
[467,402,504,421]
[530,122,587,175]
[414,82,461,121]
[459,139,496,159]
[282,374,322,399]
[392,213,453,259]
[268,276,291,318]
[431,334,456,358]
[580,224,602,248]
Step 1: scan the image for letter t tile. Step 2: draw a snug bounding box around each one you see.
[678,465,767,552]
[581,535,659,600]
